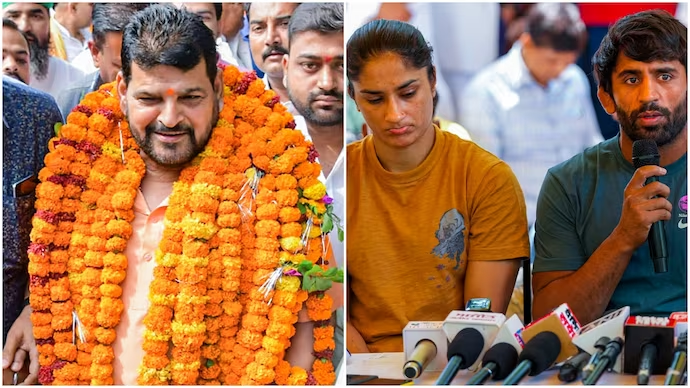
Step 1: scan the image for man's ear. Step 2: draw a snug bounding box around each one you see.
[88,41,101,68]
[281,54,289,88]
[597,86,616,115]
[116,71,127,113]
[214,69,223,101]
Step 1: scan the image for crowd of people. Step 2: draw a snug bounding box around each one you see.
[1,1,687,384]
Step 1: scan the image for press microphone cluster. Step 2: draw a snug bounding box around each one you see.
[582,337,624,385]
[502,331,562,385]
[402,321,448,378]
[435,327,485,385]
[665,331,687,385]
[632,139,668,273]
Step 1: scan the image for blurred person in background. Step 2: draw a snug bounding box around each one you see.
[3,18,31,85]
[246,2,299,104]
[2,2,83,100]
[460,3,602,229]
[49,2,92,62]
[58,3,149,118]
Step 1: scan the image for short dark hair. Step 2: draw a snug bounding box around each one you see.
[593,9,687,96]
[346,19,437,108]
[213,3,222,20]
[3,17,29,47]
[92,3,150,50]
[121,4,217,85]
[525,3,586,53]
[288,2,343,46]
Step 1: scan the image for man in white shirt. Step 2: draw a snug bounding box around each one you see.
[459,3,603,227]
[246,2,299,104]
[283,2,345,376]
[3,2,83,101]
[50,2,92,62]
[219,2,253,70]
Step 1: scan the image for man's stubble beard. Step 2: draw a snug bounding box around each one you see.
[615,94,688,147]
[126,101,219,168]
[287,85,343,127]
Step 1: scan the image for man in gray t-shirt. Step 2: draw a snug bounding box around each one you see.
[532,10,687,325]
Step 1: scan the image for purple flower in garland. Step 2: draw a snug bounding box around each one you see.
[284,268,302,277]
[322,195,333,205]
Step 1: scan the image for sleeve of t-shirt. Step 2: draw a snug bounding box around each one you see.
[467,160,530,261]
[532,170,588,273]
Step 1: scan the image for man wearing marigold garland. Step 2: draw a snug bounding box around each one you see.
[283,2,345,372]
[4,4,340,385]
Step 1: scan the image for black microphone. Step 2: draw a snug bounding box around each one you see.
[632,139,668,273]
[502,331,561,385]
[558,351,591,383]
[581,336,610,380]
[466,342,519,385]
[664,331,687,385]
[583,337,624,385]
[434,328,484,385]
[624,316,675,383]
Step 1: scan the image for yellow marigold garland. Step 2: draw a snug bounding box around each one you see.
[28,63,342,385]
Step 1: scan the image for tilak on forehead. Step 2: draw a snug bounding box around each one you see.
[166,88,175,96]
[324,55,334,64]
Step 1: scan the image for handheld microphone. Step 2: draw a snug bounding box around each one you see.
[434,328,484,385]
[402,321,448,377]
[558,351,591,383]
[502,331,561,385]
[466,343,518,385]
[665,331,687,385]
[442,310,505,371]
[624,316,676,380]
[583,337,624,385]
[521,303,582,363]
[632,139,668,273]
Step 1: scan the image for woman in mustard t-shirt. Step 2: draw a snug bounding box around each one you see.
[345,19,531,353]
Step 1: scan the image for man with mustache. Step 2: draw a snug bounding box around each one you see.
[246,2,299,105]
[2,5,318,384]
[532,10,687,325]
[2,2,83,101]
[283,2,345,373]
[3,18,30,84]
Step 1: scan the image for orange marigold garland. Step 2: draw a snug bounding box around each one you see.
[29,63,343,386]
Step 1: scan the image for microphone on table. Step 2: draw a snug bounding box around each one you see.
[434,328,484,385]
[623,315,676,384]
[465,314,525,385]
[558,351,591,383]
[520,303,582,364]
[671,312,687,340]
[632,139,668,273]
[664,331,687,385]
[502,331,561,385]
[581,336,610,381]
[442,309,506,372]
[466,343,519,385]
[573,306,630,375]
[582,337,624,385]
[402,322,448,378]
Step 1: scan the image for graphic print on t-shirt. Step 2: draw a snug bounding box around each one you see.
[678,195,687,230]
[431,208,466,270]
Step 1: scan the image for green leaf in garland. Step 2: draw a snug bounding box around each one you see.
[337,227,344,242]
[322,213,333,234]
[206,359,215,367]
[297,202,306,214]
[54,122,62,137]
[298,260,313,274]
[297,187,304,197]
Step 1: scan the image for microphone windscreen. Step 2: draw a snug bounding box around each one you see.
[632,139,660,168]
[447,327,484,368]
[519,331,562,376]
[482,342,519,379]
